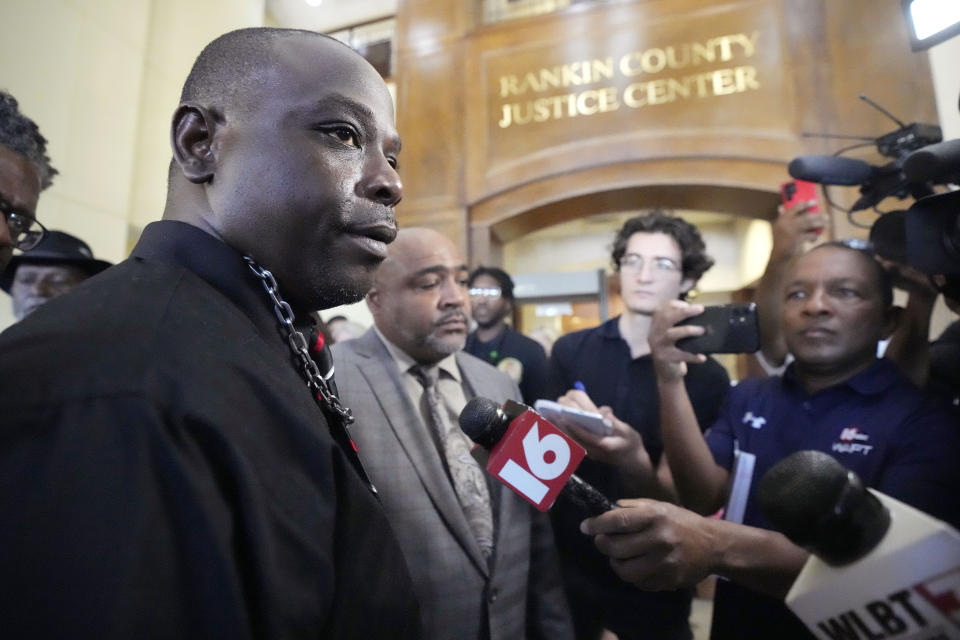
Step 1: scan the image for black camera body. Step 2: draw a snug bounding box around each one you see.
[789,112,960,298]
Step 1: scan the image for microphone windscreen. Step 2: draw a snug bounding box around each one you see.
[788,156,874,186]
[758,451,890,565]
[459,397,505,448]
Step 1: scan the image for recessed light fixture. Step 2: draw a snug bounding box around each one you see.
[903,0,960,50]
[305,0,322,7]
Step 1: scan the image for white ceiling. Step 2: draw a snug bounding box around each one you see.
[266,0,396,33]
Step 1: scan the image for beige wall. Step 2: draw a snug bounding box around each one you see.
[0,0,264,329]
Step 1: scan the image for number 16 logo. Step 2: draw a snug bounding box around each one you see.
[486,409,586,511]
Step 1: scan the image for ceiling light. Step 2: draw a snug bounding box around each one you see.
[305,0,322,6]
[904,0,960,50]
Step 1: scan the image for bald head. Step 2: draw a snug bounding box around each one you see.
[374,228,457,286]
[164,27,402,313]
[367,228,471,364]
[180,28,352,115]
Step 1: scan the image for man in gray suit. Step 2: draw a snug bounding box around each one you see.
[332,227,573,640]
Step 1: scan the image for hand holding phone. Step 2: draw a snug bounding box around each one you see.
[675,303,760,354]
[534,399,613,437]
[781,179,823,235]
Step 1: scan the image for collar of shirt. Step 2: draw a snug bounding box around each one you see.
[598,316,622,340]
[131,221,297,344]
[372,325,463,384]
[781,358,902,398]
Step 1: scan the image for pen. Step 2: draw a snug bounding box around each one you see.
[573,381,587,393]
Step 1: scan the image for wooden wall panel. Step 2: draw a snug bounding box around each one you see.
[393,0,938,262]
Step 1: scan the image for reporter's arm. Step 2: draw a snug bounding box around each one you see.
[581,498,809,599]
[649,301,729,513]
[879,260,938,387]
[756,202,826,366]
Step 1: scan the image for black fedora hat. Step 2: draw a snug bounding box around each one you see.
[1,230,112,293]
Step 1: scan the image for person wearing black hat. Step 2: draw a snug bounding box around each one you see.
[2,230,111,320]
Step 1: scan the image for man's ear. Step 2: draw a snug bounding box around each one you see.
[171,103,219,184]
[679,278,696,296]
[366,286,380,311]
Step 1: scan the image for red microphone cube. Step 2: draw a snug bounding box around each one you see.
[486,408,587,511]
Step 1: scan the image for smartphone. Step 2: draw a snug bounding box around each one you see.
[781,179,823,234]
[533,399,613,437]
[676,303,760,354]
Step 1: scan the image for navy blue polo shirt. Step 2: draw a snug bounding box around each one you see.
[706,358,960,530]
[705,358,960,640]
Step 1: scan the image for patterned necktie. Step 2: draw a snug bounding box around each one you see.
[409,365,494,559]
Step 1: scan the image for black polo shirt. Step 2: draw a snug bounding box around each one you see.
[546,316,730,637]
[465,325,548,405]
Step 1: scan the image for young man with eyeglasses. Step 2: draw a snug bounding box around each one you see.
[0,90,56,272]
[465,266,548,405]
[545,211,730,640]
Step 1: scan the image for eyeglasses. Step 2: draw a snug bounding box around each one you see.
[2,210,47,251]
[469,287,502,299]
[618,253,680,273]
[838,238,874,253]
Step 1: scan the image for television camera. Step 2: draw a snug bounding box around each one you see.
[788,94,960,299]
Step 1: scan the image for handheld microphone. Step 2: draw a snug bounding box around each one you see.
[788,155,875,186]
[758,451,960,639]
[459,397,616,517]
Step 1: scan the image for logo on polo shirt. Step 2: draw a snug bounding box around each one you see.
[832,426,873,455]
[741,411,766,430]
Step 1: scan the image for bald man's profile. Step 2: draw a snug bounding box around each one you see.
[0,28,419,638]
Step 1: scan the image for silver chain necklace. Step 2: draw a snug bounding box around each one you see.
[243,256,355,424]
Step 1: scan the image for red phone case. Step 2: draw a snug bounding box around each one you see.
[781,179,823,234]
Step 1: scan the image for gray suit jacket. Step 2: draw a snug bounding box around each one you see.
[333,329,573,640]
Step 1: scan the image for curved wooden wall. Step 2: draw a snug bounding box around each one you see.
[393,0,938,264]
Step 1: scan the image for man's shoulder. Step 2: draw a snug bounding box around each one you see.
[0,258,253,406]
[503,327,546,358]
[457,349,506,377]
[331,330,381,364]
[688,355,732,384]
[457,350,519,395]
[552,320,611,354]
[0,260,179,373]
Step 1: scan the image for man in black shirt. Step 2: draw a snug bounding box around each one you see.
[0,28,419,638]
[546,211,730,640]
[465,266,549,404]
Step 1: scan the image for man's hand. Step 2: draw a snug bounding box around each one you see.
[580,498,719,591]
[648,301,708,383]
[772,200,827,258]
[877,257,938,299]
[580,498,809,598]
[555,390,652,473]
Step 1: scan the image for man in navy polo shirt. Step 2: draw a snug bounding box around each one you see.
[580,241,960,640]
